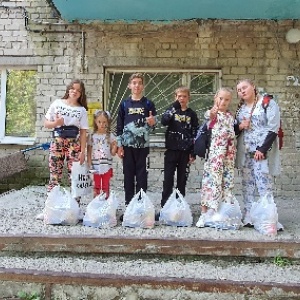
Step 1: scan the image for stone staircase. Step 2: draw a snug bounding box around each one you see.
[0,186,299,299]
[0,235,300,300]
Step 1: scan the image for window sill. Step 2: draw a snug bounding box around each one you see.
[149,138,165,148]
[150,142,165,148]
[0,136,36,145]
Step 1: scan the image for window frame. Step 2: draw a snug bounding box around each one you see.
[103,67,222,145]
[0,67,37,145]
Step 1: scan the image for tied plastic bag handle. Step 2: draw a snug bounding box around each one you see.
[175,188,185,203]
[260,193,275,207]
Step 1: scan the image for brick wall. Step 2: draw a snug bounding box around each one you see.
[0,0,300,197]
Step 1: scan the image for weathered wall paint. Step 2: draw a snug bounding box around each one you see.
[1,0,300,195]
[49,0,300,22]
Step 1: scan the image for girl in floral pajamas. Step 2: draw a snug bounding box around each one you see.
[196,87,236,227]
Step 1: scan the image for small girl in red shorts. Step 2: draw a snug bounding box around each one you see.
[87,110,117,198]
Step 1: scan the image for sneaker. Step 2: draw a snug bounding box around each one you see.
[277,222,284,231]
[36,213,44,221]
[196,214,206,228]
[242,211,253,227]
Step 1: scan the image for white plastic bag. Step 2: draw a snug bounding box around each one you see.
[122,189,155,229]
[250,193,278,236]
[205,195,242,230]
[71,161,93,198]
[44,186,80,225]
[83,191,118,228]
[159,189,193,227]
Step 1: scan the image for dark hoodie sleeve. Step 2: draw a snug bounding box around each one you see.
[256,131,277,154]
[116,101,125,137]
[190,110,199,157]
[234,119,242,136]
[161,101,181,126]
[191,110,199,139]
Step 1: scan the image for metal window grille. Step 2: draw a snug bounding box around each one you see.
[104,68,221,140]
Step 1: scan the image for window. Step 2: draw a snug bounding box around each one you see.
[0,69,37,144]
[104,68,221,142]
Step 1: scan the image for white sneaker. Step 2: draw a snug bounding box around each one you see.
[196,214,206,228]
[277,222,284,231]
[36,213,44,221]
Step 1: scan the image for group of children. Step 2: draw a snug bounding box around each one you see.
[42,74,283,230]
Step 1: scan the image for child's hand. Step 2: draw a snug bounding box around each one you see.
[111,141,118,156]
[189,155,196,163]
[78,151,85,165]
[240,117,251,130]
[173,100,181,110]
[209,105,218,120]
[254,150,265,161]
[54,113,64,127]
[117,146,124,158]
[146,111,156,127]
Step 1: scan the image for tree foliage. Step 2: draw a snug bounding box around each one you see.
[5,70,37,137]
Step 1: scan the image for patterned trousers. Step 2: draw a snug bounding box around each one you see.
[241,154,273,213]
[200,136,236,210]
[47,137,81,192]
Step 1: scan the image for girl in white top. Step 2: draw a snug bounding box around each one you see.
[44,79,89,194]
[87,110,117,198]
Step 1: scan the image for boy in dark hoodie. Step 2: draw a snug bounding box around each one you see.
[158,86,198,218]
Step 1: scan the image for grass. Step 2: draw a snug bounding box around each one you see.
[273,255,292,267]
[17,292,41,300]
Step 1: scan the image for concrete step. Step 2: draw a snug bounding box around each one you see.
[0,254,299,299]
[0,235,300,259]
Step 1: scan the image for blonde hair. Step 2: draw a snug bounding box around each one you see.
[214,87,234,97]
[175,86,190,97]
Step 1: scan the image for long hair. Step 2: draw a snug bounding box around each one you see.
[62,79,88,110]
[235,78,258,118]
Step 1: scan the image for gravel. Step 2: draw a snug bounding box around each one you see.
[0,254,299,284]
[0,186,298,241]
[0,186,299,297]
